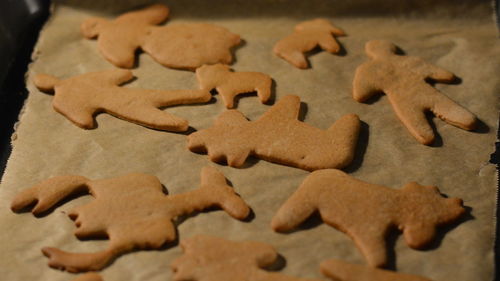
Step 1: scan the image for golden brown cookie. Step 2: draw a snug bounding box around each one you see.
[82,4,241,70]
[188,95,360,171]
[172,235,322,281]
[72,273,104,281]
[274,18,345,69]
[271,169,465,268]
[320,259,433,281]
[11,167,250,272]
[33,69,211,131]
[195,64,272,108]
[353,39,477,145]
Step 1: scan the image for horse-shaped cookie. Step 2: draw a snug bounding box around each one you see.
[320,259,433,281]
[271,169,465,267]
[353,39,477,145]
[274,18,345,69]
[82,4,240,70]
[187,95,360,171]
[196,64,272,108]
[172,235,322,281]
[34,69,211,131]
[11,167,250,272]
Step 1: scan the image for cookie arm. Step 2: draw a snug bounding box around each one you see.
[11,176,90,215]
[89,69,134,86]
[352,66,380,102]
[423,62,455,83]
[329,26,346,36]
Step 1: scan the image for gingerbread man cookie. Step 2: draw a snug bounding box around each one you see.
[353,39,477,145]
[320,259,433,281]
[188,95,360,171]
[82,4,241,70]
[33,69,211,131]
[172,235,322,281]
[196,64,272,108]
[274,18,345,69]
[11,167,250,272]
[271,169,465,267]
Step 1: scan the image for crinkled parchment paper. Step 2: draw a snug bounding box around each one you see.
[0,1,498,280]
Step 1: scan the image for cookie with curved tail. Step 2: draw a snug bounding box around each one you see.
[271,169,465,268]
[33,69,211,131]
[188,95,360,171]
[11,167,250,272]
[353,40,477,145]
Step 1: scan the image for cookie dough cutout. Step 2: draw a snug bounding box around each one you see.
[82,4,241,70]
[320,259,433,281]
[271,169,465,268]
[11,167,250,273]
[72,273,104,281]
[33,69,211,132]
[172,235,322,281]
[188,95,360,171]
[274,18,345,69]
[196,64,272,108]
[353,39,477,145]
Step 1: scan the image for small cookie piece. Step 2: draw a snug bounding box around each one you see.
[274,18,345,69]
[188,95,360,171]
[11,167,250,272]
[33,69,211,131]
[172,235,322,281]
[271,169,465,267]
[72,273,104,281]
[82,4,241,70]
[195,64,272,108]
[320,259,433,281]
[353,39,477,145]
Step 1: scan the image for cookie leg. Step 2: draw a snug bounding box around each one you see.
[279,50,308,69]
[390,100,435,145]
[352,232,388,268]
[318,36,341,53]
[431,93,477,131]
[216,86,237,108]
[149,89,212,107]
[41,247,115,273]
[110,105,189,132]
[256,79,272,104]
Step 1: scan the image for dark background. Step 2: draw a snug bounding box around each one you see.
[0,0,498,279]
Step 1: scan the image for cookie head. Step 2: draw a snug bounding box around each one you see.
[365,39,397,59]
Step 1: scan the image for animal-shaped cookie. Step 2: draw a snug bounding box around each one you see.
[320,259,433,281]
[82,4,241,70]
[196,64,272,108]
[271,169,465,267]
[172,235,322,281]
[353,39,477,145]
[274,18,345,69]
[72,273,104,281]
[33,69,211,131]
[11,167,250,272]
[188,95,360,171]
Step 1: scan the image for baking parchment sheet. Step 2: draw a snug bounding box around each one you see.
[0,0,498,280]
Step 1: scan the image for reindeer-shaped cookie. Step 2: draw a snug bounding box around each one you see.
[82,4,240,70]
[271,169,465,267]
[196,64,272,108]
[172,235,322,281]
[353,40,477,145]
[274,18,345,69]
[188,95,360,171]
[33,69,211,131]
[11,167,250,272]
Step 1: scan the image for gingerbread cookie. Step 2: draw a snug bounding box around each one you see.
[72,273,104,281]
[82,4,241,70]
[195,64,272,108]
[274,19,345,69]
[271,169,465,267]
[33,69,211,131]
[11,167,250,272]
[320,259,433,281]
[353,39,477,145]
[188,95,360,171]
[172,235,322,281]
